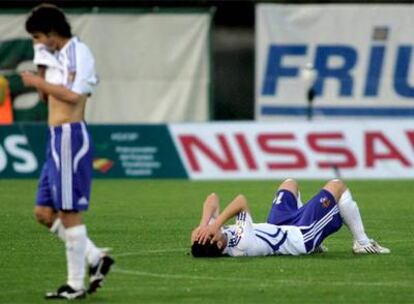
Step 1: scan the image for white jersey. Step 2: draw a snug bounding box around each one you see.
[33,44,63,85]
[222,212,307,256]
[33,37,98,95]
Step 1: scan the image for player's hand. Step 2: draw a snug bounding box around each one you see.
[20,71,43,88]
[192,226,209,244]
[197,225,219,245]
[191,226,203,243]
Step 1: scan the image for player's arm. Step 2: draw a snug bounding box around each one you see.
[20,71,86,104]
[36,66,48,102]
[191,193,220,243]
[197,194,251,245]
[199,193,220,226]
[212,194,250,230]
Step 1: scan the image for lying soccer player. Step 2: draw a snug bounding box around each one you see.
[191,179,390,257]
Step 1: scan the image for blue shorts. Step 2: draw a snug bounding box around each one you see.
[266,189,343,253]
[36,122,93,211]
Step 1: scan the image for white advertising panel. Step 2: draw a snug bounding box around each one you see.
[256,4,414,120]
[170,121,414,180]
[0,11,211,123]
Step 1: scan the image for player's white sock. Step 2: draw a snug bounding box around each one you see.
[65,225,87,290]
[50,218,66,241]
[337,189,370,245]
[51,219,102,267]
[86,238,102,267]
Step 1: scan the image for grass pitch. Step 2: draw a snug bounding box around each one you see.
[0,179,413,303]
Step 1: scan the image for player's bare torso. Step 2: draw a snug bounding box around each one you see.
[48,94,87,126]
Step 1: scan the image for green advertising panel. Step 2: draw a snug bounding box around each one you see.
[0,123,187,179]
[0,123,47,178]
[90,125,187,179]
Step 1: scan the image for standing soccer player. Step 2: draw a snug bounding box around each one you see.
[21,4,114,299]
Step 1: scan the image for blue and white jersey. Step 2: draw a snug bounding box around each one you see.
[33,37,98,95]
[58,37,98,95]
[221,212,306,257]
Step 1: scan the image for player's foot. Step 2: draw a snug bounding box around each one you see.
[45,284,86,300]
[313,243,328,253]
[352,239,390,254]
[88,255,115,294]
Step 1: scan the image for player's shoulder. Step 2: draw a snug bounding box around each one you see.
[72,37,94,59]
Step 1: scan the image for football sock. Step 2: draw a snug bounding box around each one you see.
[65,225,87,290]
[51,219,102,267]
[337,189,370,245]
[50,218,66,241]
[86,239,102,267]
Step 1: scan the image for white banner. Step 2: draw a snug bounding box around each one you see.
[256,4,414,120]
[170,120,414,179]
[0,11,211,123]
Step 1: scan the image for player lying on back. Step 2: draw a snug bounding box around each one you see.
[191,179,390,257]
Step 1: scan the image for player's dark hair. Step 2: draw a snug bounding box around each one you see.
[25,4,72,38]
[191,241,224,258]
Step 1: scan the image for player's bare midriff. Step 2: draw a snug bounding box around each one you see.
[48,95,87,126]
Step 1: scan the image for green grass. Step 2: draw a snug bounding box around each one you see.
[0,179,413,303]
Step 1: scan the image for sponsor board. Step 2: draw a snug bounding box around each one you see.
[0,124,46,177]
[2,121,414,179]
[90,125,187,178]
[170,121,414,179]
[0,124,187,178]
[256,5,414,120]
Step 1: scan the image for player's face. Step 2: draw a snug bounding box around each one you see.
[31,32,58,51]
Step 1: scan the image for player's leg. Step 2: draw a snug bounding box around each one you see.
[34,206,57,227]
[295,180,343,253]
[36,127,109,281]
[334,180,390,254]
[266,178,300,225]
[35,160,71,242]
[36,206,110,274]
[35,161,58,227]
[68,122,114,294]
[44,122,112,300]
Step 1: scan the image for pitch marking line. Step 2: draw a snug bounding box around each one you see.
[113,248,187,257]
[112,249,411,288]
[112,267,411,288]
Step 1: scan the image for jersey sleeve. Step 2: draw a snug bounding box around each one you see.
[70,44,98,96]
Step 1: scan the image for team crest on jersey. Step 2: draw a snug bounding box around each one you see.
[320,197,331,208]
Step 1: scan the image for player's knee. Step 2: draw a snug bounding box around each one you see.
[327,179,347,191]
[323,179,347,201]
[278,178,299,196]
[58,211,83,228]
[34,207,55,227]
[208,193,218,200]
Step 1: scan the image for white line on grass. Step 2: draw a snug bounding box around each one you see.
[111,248,411,288]
[112,267,411,288]
[113,248,187,257]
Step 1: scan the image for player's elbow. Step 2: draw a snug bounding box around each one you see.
[236,194,249,209]
[208,193,218,200]
[205,193,219,208]
[236,194,247,201]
